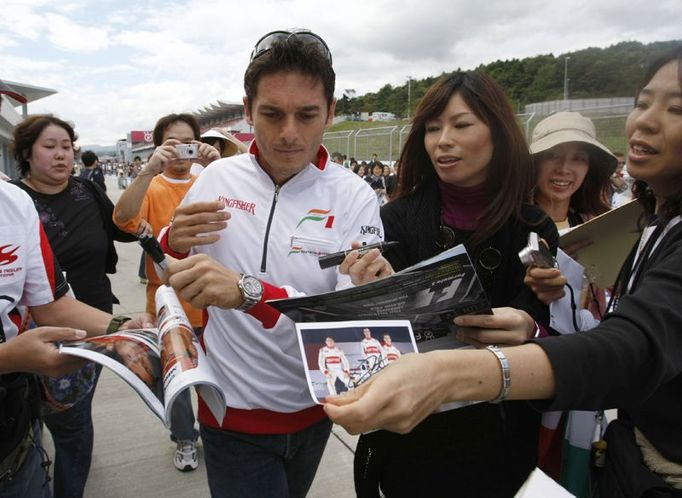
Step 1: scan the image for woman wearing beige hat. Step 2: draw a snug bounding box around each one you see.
[200,128,248,158]
[525,112,618,320]
[526,112,618,496]
[191,128,248,176]
[529,111,617,231]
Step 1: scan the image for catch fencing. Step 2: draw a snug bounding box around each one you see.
[323,102,632,164]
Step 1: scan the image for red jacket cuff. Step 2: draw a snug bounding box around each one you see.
[160,227,189,259]
[246,281,288,329]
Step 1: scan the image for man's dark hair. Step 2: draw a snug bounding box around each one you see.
[244,35,335,112]
[133,155,142,161]
[152,113,200,147]
[12,114,78,178]
[81,150,98,167]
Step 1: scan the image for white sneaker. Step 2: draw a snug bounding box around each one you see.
[174,440,198,472]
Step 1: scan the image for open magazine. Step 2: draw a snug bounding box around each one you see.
[60,285,226,427]
[269,244,492,353]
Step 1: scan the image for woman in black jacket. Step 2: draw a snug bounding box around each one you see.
[352,70,558,498]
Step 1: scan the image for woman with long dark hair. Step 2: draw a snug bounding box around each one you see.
[352,70,558,497]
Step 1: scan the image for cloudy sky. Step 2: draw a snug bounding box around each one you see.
[2,0,679,145]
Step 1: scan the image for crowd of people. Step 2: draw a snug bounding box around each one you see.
[0,28,681,498]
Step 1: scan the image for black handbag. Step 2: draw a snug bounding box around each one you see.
[595,420,682,498]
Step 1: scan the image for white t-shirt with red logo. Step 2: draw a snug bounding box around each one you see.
[0,181,68,343]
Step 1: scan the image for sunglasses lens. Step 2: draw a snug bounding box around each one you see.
[250,30,332,63]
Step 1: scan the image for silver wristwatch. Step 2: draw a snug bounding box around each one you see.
[236,274,264,311]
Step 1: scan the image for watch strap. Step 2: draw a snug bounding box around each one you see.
[106,315,132,335]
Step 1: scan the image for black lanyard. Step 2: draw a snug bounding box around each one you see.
[608,219,664,312]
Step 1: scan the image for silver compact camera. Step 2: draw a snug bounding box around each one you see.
[518,232,557,268]
[175,143,199,159]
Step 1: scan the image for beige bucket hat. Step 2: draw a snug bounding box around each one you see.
[529,112,617,173]
[200,128,248,157]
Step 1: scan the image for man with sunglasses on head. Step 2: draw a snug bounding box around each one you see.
[159,29,392,497]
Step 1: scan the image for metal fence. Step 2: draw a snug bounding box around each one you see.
[323,103,631,164]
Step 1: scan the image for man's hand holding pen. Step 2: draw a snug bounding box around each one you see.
[338,241,395,285]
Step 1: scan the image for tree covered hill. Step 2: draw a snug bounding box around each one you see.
[335,40,681,118]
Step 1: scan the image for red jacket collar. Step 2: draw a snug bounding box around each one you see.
[248,141,329,171]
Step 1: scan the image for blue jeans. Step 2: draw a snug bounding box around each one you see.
[0,422,51,498]
[170,389,198,442]
[43,383,97,498]
[201,417,332,498]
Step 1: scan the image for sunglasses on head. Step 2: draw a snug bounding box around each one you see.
[250,29,332,63]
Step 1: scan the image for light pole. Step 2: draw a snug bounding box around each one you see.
[407,76,412,119]
[563,56,571,105]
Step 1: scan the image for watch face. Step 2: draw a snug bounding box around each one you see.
[242,276,263,296]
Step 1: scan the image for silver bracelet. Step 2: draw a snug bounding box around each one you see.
[486,345,511,404]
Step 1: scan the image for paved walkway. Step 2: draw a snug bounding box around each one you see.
[43,175,357,497]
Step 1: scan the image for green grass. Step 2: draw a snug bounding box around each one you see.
[329,119,409,132]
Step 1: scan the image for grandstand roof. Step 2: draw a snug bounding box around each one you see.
[194,100,244,121]
[0,79,57,105]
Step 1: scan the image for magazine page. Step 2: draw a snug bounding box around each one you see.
[269,244,491,351]
[296,320,418,404]
[155,286,226,426]
[60,329,166,421]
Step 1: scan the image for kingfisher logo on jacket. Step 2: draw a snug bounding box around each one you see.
[0,245,19,266]
[218,196,256,215]
[296,209,335,229]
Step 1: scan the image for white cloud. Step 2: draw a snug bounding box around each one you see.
[3,0,679,144]
[44,13,110,53]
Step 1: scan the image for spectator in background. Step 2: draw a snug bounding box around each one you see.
[385,162,398,199]
[611,151,635,207]
[365,162,388,205]
[79,150,106,191]
[192,129,247,176]
[200,128,248,158]
[113,112,219,473]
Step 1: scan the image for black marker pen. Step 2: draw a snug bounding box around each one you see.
[318,241,399,269]
[138,234,169,272]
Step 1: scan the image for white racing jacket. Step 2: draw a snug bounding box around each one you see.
[168,145,383,433]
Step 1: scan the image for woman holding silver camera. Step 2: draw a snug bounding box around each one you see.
[524,112,618,496]
[351,70,558,498]
[525,113,617,313]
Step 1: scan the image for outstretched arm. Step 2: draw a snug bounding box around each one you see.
[324,343,555,435]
